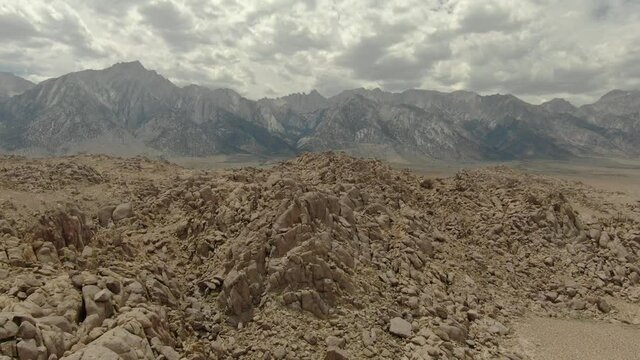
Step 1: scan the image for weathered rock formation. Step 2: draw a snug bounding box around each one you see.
[0,153,639,359]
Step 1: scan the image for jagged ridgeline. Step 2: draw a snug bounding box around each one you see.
[0,62,639,159]
[0,153,638,359]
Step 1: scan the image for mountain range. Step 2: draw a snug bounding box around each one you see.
[0,61,638,160]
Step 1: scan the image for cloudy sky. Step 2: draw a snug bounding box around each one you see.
[1,0,639,104]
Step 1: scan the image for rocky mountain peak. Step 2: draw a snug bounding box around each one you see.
[0,72,35,99]
[308,89,324,98]
[540,98,577,114]
[599,89,639,100]
[99,60,171,85]
[109,60,146,71]
[273,89,329,113]
[584,89,640,116]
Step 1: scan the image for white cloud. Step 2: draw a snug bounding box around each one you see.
[0,0,638,104]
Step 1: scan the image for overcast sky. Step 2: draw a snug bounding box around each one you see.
[1,0,639,104]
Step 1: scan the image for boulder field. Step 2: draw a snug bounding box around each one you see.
[0,152,639,359]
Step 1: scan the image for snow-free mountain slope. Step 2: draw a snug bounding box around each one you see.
[0,62,638,159]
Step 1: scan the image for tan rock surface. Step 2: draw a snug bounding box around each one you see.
[0,152,638,359]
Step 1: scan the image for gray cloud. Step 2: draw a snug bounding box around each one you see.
[250,19,330,60]
[313,72,362,97]
[0,12,38,41]
[0,3,103,63]
[83,0,142,17]
[468,64,604,96]
[244,0,318,25]
[591,2,612,20]
[138,1,201,51]
[336,22,417,79]
[457,2,523,34]
[39,8,102,57]
[0,0,638,104]
[170,64,247,90]
[336,20,452,91]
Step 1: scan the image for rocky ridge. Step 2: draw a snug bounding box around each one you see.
[0,153,639,359]
[0,73,34,100]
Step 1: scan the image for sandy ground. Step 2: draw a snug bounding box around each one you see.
[513,317,640,360]
[395,157,640,197]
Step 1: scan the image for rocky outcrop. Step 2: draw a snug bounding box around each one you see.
[33,205,94,252]
[0,159,106,192]
[1,153,639,359]
[0,263,179,360]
